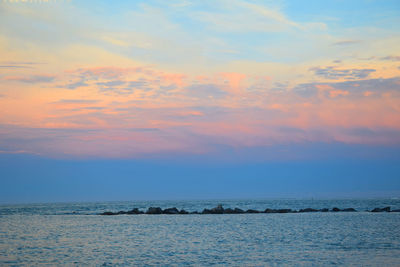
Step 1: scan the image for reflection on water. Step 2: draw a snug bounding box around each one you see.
[1,200,400,266]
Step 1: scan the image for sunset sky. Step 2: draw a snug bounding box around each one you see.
[1,0,399,203]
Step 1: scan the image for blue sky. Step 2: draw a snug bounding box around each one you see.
[1,143,399,203]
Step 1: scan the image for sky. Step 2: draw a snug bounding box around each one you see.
[0,0,399,203]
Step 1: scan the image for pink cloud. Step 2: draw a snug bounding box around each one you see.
[2,62,399,158]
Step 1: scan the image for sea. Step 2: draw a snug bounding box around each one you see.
[1,199,400,266]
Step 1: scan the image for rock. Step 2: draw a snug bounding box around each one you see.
[342,208,356,212]
[163,207,179,214]
[202,208,212,214]
[223,208,246,214]
[100,211,116,215]
[203,205,224,214]
[277,209,292,213]
[98,206,377,216]
[265,208,292,213]
[391,209,400,212]
[246,209,260,213]
[382,206,391,212]
[117,211,127,215]
[234,208,245,214]
[371,206,391,212]
[179,209,189,214]
[210,204,224,214]
[126,208,143,214]
[299,208,319,213]
[146,207,163,214]
[224,208,235,214]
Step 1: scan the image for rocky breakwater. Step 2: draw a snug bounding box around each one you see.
[99,205,400,215]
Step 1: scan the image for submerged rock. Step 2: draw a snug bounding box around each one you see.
[320,208,329,212]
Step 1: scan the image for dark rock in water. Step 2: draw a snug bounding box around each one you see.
[277,209,292,213]
[224,208,235,214]
[202,208,212,214]
[117,211,127,215]
[203,205,224,214]
[392,209,400,212]
[100,211,116,215]
[126,208,143,214]
[99,205,390,216]
[246,209,260,213]
[146,207,163,214]
[299,208,319,213]
[342,208,356,212]
[126,208,144,215]
[163,207,179,214]
[234,208,245,214]
[265,208,292,213]
[224,208,245,214]
[371,206,391,212]
[210,204,224,214]
[179,209,189,214]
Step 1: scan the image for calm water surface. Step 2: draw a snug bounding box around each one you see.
[1,199,400,266]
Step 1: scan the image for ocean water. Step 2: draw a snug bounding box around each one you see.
[1,199,400,266]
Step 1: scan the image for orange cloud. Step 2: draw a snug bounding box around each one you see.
[315,84,335,91]
[219,72,246,93]
[363,91,374,97]
[159,73,187,87]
